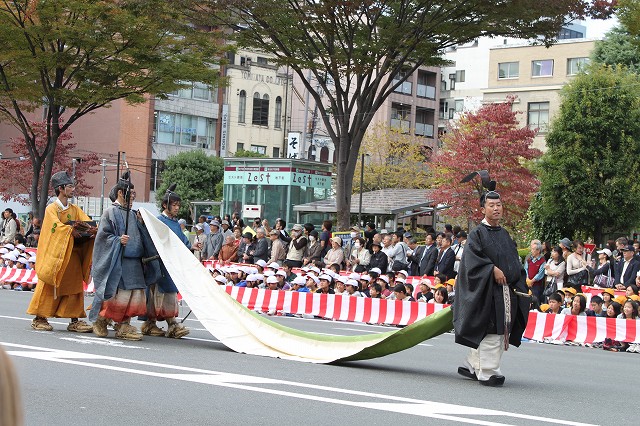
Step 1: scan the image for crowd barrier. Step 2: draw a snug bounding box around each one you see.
[523,311,639,343]
[224,285,448,326]
[0,267,37,284]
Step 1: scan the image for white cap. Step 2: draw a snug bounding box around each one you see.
[245,274,256,282]
[292,276,307,286]
[3,243,14,250]
[310,266,321,274]
[255,259,267,267]
[360,274,371,281]
[268,262,280,269]
[254,274,264,281]
[276,270,287,277]
[0,248,8,254]
[215,275,227,284]
[319,274,332,281]
[369,267,382,275]
[395,277,406,283]
[16,257,28,264]
[263,270,275,277]
[29,256,36,263]
[227,267,240,274]
[397,270,409,277]
[266,276,279,284]
[596,248,612,257]
[377,275,390,284]
[306,275,319,284]
[346,279,359,287]
[16,244,26,250]
[349,272,361,281]
[2,253,17,262]
[336,276,349,284]
[195,224,204,231]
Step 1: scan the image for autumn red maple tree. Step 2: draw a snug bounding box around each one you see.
[429,98,541,229]
[0,121,99,208]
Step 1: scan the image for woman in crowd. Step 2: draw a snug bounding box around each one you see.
[431,286,448,304]
[589,248,615,288]
[544,246,566,291]
[316,274,334,294]
[368,241,388,273]
[347,237,371,273]
[322,237,344,269]
[625,284,639,298]
[561,294,587,316]
[565,240,590,292]
[302,230,323,266]
[601,288,615,309]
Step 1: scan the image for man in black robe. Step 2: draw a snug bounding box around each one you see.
[453,190,529,387]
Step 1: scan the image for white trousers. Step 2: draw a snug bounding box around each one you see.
[463,334,505,381]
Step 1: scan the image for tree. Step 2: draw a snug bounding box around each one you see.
[353,124,431,193]
[0,121,99,206]
[533,65,640,245]
[157,150,224,220]
[0,0,225,219]
[220,0,613,230]
[428,98,541,231]
[233,149,269,158]
[592,26,640,71]
[618,0,640,38]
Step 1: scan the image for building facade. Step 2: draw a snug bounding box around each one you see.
[483,38,595,150]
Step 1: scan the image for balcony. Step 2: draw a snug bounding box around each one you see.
[390,118,411,133]
[392,80,413,96]
[415,123,434,138]
[416,84,436,99]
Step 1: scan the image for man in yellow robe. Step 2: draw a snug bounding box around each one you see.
[27,171,96,332]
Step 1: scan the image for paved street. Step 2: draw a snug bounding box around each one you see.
[1,289,634,426]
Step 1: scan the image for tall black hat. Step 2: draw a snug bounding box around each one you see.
[51,171,74,189]
[460,170,499,206]
[109,171,134,202]
[162,183,180,207]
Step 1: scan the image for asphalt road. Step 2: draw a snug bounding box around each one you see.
[1,289,635,426]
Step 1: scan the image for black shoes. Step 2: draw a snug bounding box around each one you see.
[458,367,505,386]
[457,366,478,381]
[479,375,505,387]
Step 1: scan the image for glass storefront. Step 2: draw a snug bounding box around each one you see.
[223,158,332,225]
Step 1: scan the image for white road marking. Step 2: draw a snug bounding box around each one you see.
[59,336,148,349]
[3,341,595,426]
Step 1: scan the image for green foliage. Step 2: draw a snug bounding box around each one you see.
[157,151,224,219]
[0,0,226,218]
[533,65,640,244]
[592,26,640,72]
[233,149,268,158]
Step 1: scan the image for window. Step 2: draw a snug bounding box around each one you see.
[454,99,464,113]
[455,70,465,83]
[272,147,280,158]
[274,96,282,128]
[236,143,244,151]
[498,62,519,79]
[449,73,456,91]
[252,92,269,126]
[250,145,267,155]
[567,57,589,76]
[527,102,550,132]
[532,60,553,77]
[192,82,210,100]
[392,70,412,95]
[257,56,268,65]
[390,103,411,133]
[154,111,215,148]
[238,90,246,123]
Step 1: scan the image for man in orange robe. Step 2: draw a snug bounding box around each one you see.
[27,171,96,332]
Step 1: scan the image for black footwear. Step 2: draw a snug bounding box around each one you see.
[479,375,505,387]
[457,367,478,381]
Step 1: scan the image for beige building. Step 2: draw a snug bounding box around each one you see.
[223,49,291,158]
[483,38,595,150]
